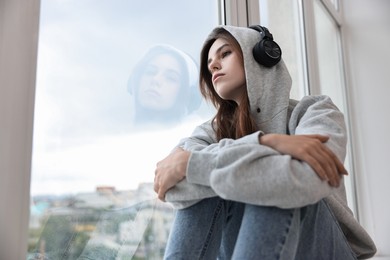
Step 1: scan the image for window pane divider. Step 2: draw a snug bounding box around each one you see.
[224,0,248,26]
[320,0,343,25]
[302,0,321,95]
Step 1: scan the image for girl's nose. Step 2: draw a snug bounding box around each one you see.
[209,60,220,73]
[150,73,163,87]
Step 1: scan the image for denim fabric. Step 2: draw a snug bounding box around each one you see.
[164,197,357,260]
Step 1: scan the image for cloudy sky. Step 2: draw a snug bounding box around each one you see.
[31,0,219,196]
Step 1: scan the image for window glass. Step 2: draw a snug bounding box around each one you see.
[258,0,307,99]
[28,1,219,259]
[313,0,355,213]
[313,0,344,112]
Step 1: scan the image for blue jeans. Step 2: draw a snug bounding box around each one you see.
[164,197,357,260]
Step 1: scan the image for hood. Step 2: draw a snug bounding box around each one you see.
[221,25,292,134]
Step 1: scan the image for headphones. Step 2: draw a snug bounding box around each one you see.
[249,25,282,67]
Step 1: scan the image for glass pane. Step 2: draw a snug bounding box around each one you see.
[258,0,307,100]
[28,1,219,259]
[314,0,344,111]
[313,0,355,213]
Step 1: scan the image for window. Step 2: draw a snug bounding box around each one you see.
[258,0,308,99]
[313,0,345,112]
[23,1,358,259]
[312,0,356,213]
[256,0,356,213]
[28,1,220,259]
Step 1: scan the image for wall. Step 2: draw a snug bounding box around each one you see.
[0,0,40,259]
[342,0,390,258]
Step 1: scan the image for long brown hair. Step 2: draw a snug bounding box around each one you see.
[199,27,257,141]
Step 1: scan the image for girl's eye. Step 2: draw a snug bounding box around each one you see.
[164,71,180,83]
[221,50,232,58]
[144,65,157,76]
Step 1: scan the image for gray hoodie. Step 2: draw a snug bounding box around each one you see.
[164,25,376,259]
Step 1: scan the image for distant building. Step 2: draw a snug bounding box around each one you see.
[28,182,174,259]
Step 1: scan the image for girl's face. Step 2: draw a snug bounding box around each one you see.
[138,54,182,111]
[207,38,246,104]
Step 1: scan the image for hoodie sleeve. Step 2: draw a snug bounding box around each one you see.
[185,95,347,208]
[166,95,347,209]
[164,121,262,209]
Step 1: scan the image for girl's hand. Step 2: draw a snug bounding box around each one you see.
[259,134,348,187]
[154,147,190,201]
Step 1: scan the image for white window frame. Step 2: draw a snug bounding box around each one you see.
[0,0,40,259]
[302,0,359,217]
[223,0,260,27]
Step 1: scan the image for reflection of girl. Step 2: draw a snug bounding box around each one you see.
[128,44,202,126]
[154,26,376,259]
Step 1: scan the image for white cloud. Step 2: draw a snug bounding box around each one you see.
[31,120,201,196]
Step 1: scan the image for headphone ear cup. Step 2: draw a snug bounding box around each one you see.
[253,38,282,67]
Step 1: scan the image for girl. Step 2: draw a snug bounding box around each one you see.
[154,25,376,259]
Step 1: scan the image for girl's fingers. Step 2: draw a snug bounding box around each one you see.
[303,155,328,182]
[302,134,329,143]
[316,148,340,187]
[320,144,348,176]
[158,190,166,202]
[301,142,341,187]
[267,134,346,187]
[304,136,346,186]
[328,148,348,175]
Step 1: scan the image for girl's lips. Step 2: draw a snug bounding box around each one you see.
[212,73,224,83]
[144,89,161,98]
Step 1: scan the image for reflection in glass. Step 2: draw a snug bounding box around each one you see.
[128,44,202,127]
[28,0,219,259]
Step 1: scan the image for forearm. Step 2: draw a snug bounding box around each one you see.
[164,180,217,209]
[186,142,341,208]
[166,95,347,208]
[185,96,348,208]
[164,125,262,206]
[178,126,261,153]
